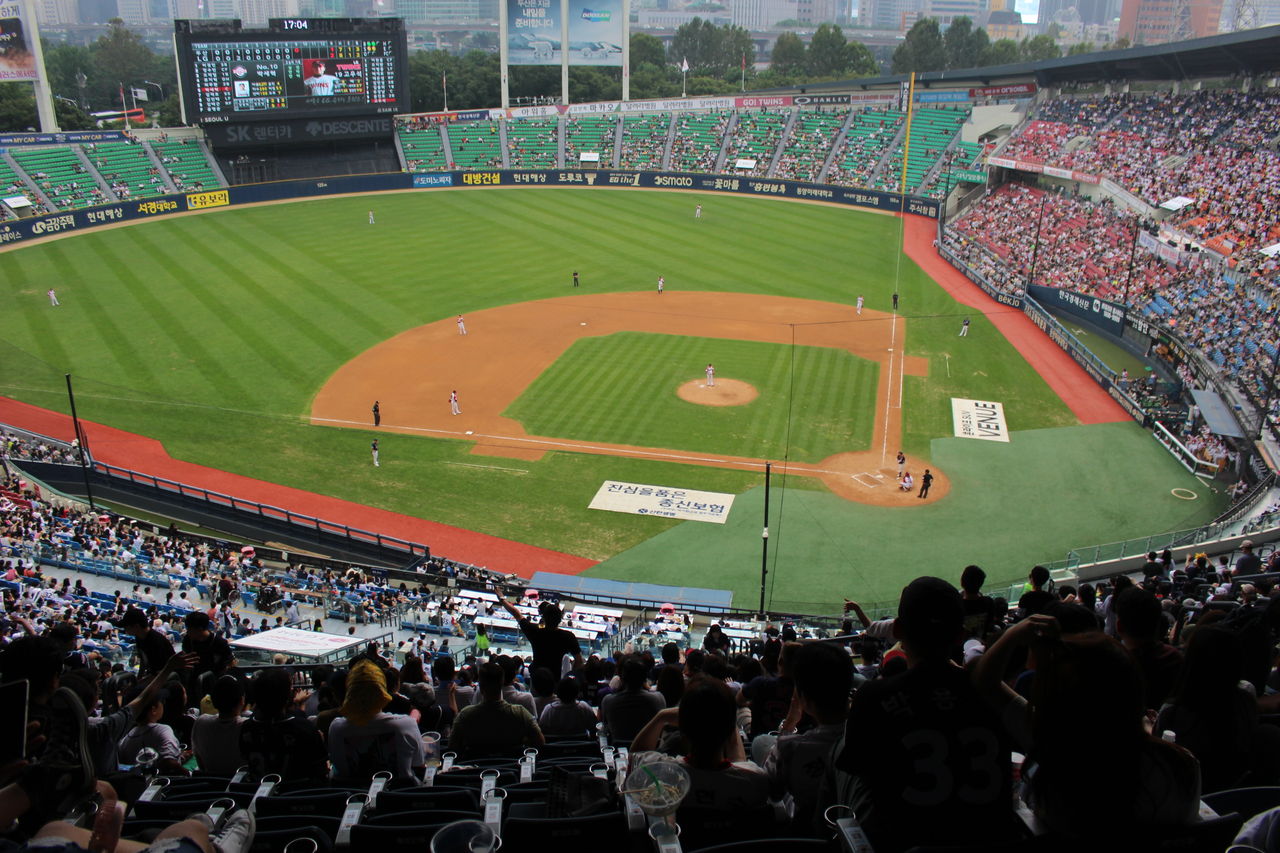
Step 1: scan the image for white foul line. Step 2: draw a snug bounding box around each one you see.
[309,416,867,478]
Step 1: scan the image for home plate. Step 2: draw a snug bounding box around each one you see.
[580,322,587,325]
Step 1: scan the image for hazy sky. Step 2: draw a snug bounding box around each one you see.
[1015,0,1040,22]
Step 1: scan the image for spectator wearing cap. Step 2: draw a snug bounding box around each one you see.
[115,606,174,678]
[1237,541,1262,576]
[192,675,247,775]
[831,577,1021,852]
[327,659,426,781]
[182,611,231,700]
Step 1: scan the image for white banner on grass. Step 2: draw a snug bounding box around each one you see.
[951,398,1010,442]
[589,480,734,523]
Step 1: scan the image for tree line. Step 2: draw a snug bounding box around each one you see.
[0,16,1133,131]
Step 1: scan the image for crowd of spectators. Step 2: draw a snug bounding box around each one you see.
[668,111,731,173]
[946,180,1280,422]
[772,111,847,183]
[7,512,1280,851]
[823,110,903,188]
[1000,90,1280,257]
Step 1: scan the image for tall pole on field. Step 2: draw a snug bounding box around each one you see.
[758,461,771,618]
[65,374,96,511]
[621,0,631,101]
[560,0,569,105]
[499,0,511,108]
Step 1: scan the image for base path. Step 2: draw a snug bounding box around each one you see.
[0,396,593,578]
[312,291,946,507]
[902,216,1129,424]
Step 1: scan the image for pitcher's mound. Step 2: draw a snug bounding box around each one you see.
[677,378,758,407]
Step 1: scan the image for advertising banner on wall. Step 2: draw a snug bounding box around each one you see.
[567,0,624,66]
[0,1,38,81]
[1028,284,1126,337]
[507,0,564,65]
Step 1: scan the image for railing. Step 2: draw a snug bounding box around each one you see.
[93,460,432,560]
[1038,508,1280,574]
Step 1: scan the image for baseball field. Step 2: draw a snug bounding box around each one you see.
[0,187,1228,612]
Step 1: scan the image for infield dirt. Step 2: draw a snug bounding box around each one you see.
[311,291,947,507]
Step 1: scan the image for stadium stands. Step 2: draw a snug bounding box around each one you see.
[721,109,788,177]
[89,141,168,200]
[5,445,1277,852]
[0,158,43,216]
[397,124,450,172]
[448,120,504,170]
[998,90,1280,257]
[823,108,903,188]
[873,106,969,194]
[668,110,730,173]
[617,113,670,170]
[773,110,847,183]
[12,145,106,210]
[151,139,220,192]
[506,118,559,169]
[564,115,616,168]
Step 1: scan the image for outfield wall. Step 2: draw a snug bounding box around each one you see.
[0,170,941,247]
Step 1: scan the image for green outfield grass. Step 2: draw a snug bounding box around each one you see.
[0,188,1226,607]
[505,332,879,461]
[589,421,1228,609]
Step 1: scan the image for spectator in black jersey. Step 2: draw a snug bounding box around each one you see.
[832,576,1020,852]
[495,595,582,675]
[239,667,327,781]
[959,564,999,639]
[1016,565,1055,618]
[113,607,173,678]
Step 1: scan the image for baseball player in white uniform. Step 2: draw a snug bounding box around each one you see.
[48,289,59,306]
[368,210,375,225]
[706,363,715,387]
[695,204,702,218]
[450,390,461,415]
[856,295,864,315]
[457,315,467,335]
[657,276,664,294]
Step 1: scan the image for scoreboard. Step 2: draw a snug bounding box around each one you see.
[174,19,409,125]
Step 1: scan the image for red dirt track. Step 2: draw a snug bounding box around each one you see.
[902,215,1130,424]
[0,396,594,578]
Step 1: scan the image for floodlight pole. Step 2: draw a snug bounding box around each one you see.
[1026,190,1049,289]
[1122,220,1141,310]
[758,461,770,618]
[64,374,96,511]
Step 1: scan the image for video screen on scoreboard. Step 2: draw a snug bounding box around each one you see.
[175,21,409,124]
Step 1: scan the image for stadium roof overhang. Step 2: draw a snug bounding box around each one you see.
[759,25,1280,94]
